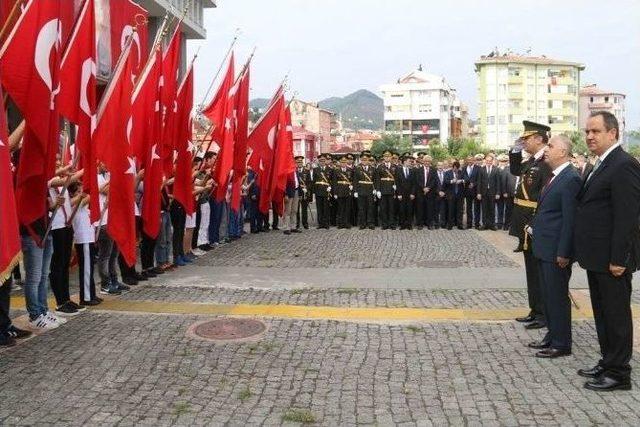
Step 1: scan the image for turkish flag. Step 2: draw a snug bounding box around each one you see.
[212,68,239,202]
[229,65,250,213]
[58,0,99,222]
[93,40,136,266]
[201,52,234,152]
[0,0,63,228]
[132,48,163,238]
[0,84,21,283]
[270,104,295,216]
[247,91,284,214]
[173,65,195,216]
[109,0,148,76]
[160,27,181,178]
[0,0,18,33]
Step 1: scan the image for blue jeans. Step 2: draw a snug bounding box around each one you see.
[21,235,53,320]
[228,206,243,238]
[155,211,172,264]
[208,200,224,244]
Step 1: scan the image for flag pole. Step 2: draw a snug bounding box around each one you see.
[0,0,26,43]
[199,29,241,109]
[42,151,82,242]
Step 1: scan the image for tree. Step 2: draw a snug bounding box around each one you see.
[370,133,413,157]
[568,131,589,156]
[426,142,449,161]
[447,137,484,159]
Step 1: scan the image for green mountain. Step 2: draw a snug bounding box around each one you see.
[319,89,383,130]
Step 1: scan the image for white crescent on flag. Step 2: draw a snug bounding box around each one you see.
[34,18,62,109]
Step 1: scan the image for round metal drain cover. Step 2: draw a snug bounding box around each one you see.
[192,318,266,341]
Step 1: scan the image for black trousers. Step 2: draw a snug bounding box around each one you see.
[379,194,395,229]
[587,270,633,380]
[271,202,279,229]
[464,195,475,227]
[0,279,11,332]
[473,198,482,227]
[316,196,330,228]
[523,248,544,321]
[329,198,337,226]
[447,195,463,227]
[398,195,413,229]
[192,205,201,248]
[76,243,97,303]
[296,198,309,229]
[357,194,375,227]
[496,197,505,227]
[49,226,74,305]
[504,197,514,229]
[415,194,434,227]
[482,194,496,228]
[435,196,447,227]
[336,196,351,228]
[170,202,186,260]
[141,231,157,271]
[538,259,572,350]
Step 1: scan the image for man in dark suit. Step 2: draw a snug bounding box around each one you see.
[510,121,553,330]
[312,154,332,229]
[295,157,311,230]
[574,111,640,391]
[528,135,582,358]
[414,155,438,229]
[477,153,501,230]
[500,156,517,230]
[462,155,480,229]
[395,155,416,230]
[331,156,354,229]
[443,161,464,229]
[435,161,447,228]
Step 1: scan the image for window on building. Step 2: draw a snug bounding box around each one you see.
[604,96,609,102]
[418,105,432,113]
[487,116,495,125]
[498,100,507,110]
[548,115,565,124]
[509,100,521,108]
[390,94,404,98]
[527,100,534,110]
[508,67,521,76]
[538,101,545,109]
[385,106,392,112]
[498,84,507,95]
[590,97,594,103]
[527,84,534,93]
[498,116,506,125]
[614,97,618,104]
[441,105,448,112]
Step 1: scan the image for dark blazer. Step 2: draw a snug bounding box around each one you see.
[462,164,479,196]
[375,163,396,195]
[443,169,464,198]
[574,146,640,272]
[330,167,353,198]
[395,166,415,196]
[531,165,582,262]
[435,169,446,193]
[312,166,332,197]
[578,162,593,179]
[414,165,438,197]
[477,165,501,196]
[499,166,516,196]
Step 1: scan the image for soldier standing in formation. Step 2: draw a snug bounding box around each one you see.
[332,156,354,229]
[376,150,397,230]
[353,152,376,229]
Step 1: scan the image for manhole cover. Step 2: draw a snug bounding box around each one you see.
[192,318,266,341]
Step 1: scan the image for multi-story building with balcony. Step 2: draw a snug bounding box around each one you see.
[379,68,461,147]
[289,99,336,154]
[579,84,626,141]
[475,53,585,149]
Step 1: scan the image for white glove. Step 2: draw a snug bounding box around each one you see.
[392,184,397,191]
[333,195,338,199]
[349,185,353,191]
[376,191,382,199]
[327,186,332,193]
[302,188,308,193]
[526,226,533,235]
[353,192,358,198]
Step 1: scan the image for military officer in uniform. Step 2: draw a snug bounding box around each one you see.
[312,154,332,229]
[510,121,553,330]
[375,150,397,230]
[294,156,311,230]
[353,152,376,229]
[331,155,354,229]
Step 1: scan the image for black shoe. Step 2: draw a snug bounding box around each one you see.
[359,226,366,230]
[447,226,453,230]
[152,267,165,275]
[122,277,138,286]
[291,229,301,233]
[115,282,130,292]
[578,365,606,378]
[7,325,32,339]
[584,376,631,391]
[55,302,79,316]
[142,270,157,279]
[80,299,101,306]
[527,340,550,349]
[390,226,396,230]
[489,226,497,231]
[0,333,16,347]
[457,226,464,230]
[536,348,571,358]
[133,272,148,281]
[66,301,87,312]
[516,314,536,323]
[369,226,375,230]
[272,227,280,231]
[283,230,291,235]
[524,320,546,330]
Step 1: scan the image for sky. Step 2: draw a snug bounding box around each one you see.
[186,0,640,129]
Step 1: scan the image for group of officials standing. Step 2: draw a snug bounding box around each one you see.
[510,112,640,392]
[290,150,518,232]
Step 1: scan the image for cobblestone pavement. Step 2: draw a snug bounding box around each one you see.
[194,229,518,269]
[121,285,533,309]
[1,313,640,426]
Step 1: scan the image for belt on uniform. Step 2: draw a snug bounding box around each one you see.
[358,181,373,184]
[514,198,537,208]
[380,177,394,181]
[315,182,330,186]
[337,181,351,185]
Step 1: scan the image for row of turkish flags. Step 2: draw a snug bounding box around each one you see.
[0,0,194,271]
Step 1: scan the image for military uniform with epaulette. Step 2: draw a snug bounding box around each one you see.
[376,151,397,229]
[312,158,332,229]
[331,159,354,229]
[509,121,553,327]
[353,154,377,229]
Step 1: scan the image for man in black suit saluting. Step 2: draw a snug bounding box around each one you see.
[528,135,582,358]
[574,111,640,391]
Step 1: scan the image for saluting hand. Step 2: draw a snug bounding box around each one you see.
[609,264,626,277]
[556,256,570,269]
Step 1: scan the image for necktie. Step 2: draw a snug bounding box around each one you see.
[488,166,491,175]
[586,159,601,182]
[404,167,408,178]
[424,167,428,186]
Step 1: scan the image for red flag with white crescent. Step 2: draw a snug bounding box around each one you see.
[173,65,195,216]
[109,0,148,76]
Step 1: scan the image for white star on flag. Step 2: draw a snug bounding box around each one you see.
[0,138,5,147]
[225,118,232,130]
[126,157,136,175]
[151,144,160,162]
[187,140,197,154]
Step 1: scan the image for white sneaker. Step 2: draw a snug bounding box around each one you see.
[29,314,59,330]
[192,248,206,256]
[46,311,67,325]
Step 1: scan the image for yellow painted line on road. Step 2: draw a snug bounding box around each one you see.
[10,295,638,322]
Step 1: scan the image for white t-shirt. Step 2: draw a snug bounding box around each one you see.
[73,205,95,244]
[48,186,72,231]
[95,172,109,226]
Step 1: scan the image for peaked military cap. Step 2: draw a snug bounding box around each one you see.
[521,120,551,138]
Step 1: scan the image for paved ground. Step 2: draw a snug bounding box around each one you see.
[3,228,640,426]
